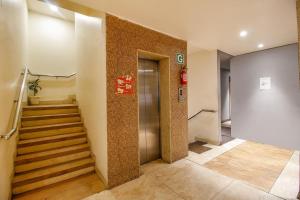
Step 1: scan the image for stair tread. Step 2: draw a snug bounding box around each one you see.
[14,104,96,195]
[12,166,95,195]
[21,113,80,121]
[15,150,91,173]
[23,104,78,110]
[18,132,86,144]
[13,158,94,184]
[18,137,87,155]
[20,122,84,132]
[16,144,89,162]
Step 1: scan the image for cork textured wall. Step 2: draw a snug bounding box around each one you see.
[106,14,188,187]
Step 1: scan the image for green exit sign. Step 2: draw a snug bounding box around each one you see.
[176,53,184,64]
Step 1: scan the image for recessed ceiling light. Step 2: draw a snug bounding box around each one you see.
[239,30,248,37]
[258,43,264,48]
[49,4,58,12]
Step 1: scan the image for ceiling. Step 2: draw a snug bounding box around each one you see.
[69,0,298,55]
[28,0,74,22]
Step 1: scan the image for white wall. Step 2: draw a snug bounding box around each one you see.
[188,50,221,144]
[0,0,27,199]
[27,12,76,100]
[75,13,107,182]
[28,11,76,75]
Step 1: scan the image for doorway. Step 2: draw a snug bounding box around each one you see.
[219,51,234,144]
[138,58,161,164]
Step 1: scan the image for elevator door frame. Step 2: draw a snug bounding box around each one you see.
[138,50,172,165]
[138,58,161,165]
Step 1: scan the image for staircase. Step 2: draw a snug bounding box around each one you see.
[13,104,95,196]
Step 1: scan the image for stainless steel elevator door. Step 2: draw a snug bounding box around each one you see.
[138,59,160,165]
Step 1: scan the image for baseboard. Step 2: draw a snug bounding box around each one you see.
[95,167,108,189]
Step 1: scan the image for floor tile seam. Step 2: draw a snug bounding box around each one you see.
[269,150,299,199]
[161,182,188,200]
[209,179,235,200]
[185,141,241,166]
[191,159,285,199]
[143,165,168,176]
[270,151,297,190]
[205,140,247,164]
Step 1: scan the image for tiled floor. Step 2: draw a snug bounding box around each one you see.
[83,139,299,200]
[271,151,300,199]
[84,159,282,200]
[204,141,293,192]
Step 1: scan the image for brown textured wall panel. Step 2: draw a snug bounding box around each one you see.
[106,14,188,188]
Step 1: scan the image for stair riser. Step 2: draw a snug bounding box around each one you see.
[19,126,84,140]
[18,138,87,155]
[13,167,95,195]
[18,133,86,147]
[15,147,90,166]
[22,108,79,117]
[15,151,91,173]
[18,133,86,148]
[15,144,89,163]
[14,159,94,184]
[22,117,81,127]
[38,99,74,105]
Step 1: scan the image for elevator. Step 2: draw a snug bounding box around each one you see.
[138,59,161,165]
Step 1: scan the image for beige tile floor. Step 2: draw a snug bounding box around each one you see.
[270,151,300,199]
[83,159,283,200]
[204,141,293,192]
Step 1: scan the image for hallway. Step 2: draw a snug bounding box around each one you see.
[85,139,299,200]
[1,0,300,199]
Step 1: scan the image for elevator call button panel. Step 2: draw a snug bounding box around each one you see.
[178,87,184,102]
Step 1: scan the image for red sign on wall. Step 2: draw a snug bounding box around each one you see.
[115,74,134,95]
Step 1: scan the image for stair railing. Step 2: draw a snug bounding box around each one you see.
[188,109,217,120]
[0,65,29,140]
[0,67,77,140]
[28,70,76,78]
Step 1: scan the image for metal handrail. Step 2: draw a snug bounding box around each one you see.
[28,70,76,78]
[188,109,217,120]
[0,66,29,140]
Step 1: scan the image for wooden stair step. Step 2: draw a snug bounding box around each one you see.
[12,166,95,195]
[21,113,80,120]
[15,144,89,164]
[20,122,84,133]
[18,132,86,147]
[21,113,81,127]
[19,122,84,140]
[13,158,94,185]
[15,150,91,173]
[17,137,87,155]
[23,104,78,111]
[22,104,79,117]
